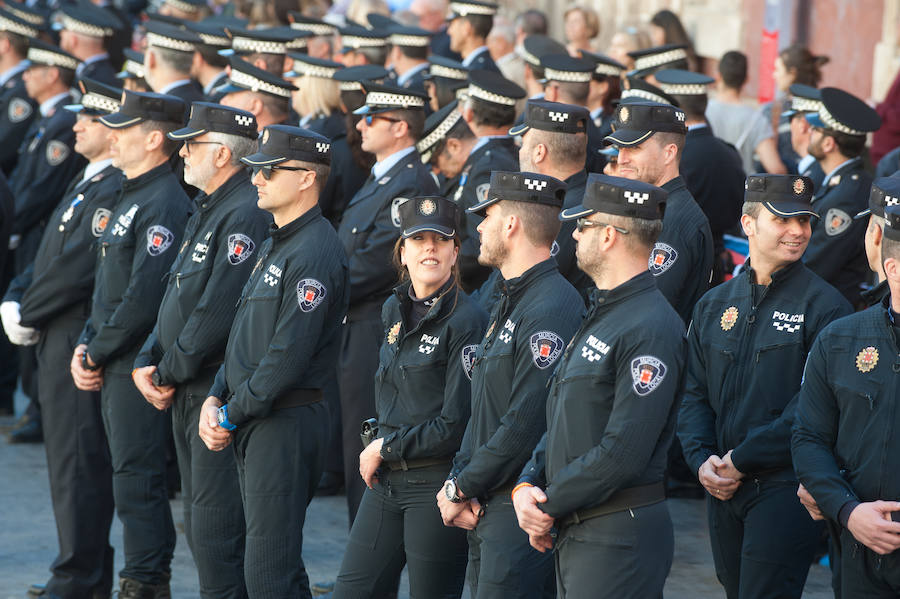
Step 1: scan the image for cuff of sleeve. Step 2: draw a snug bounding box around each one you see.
[839,500,860,529]
[454,472,482,499]
[223,397,247,426]
[84,343,105,368]
[729,447,749,474]
[380,431,399,460]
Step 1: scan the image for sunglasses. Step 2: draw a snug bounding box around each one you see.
[363,114,401,126]
[576,218,630,234]
[248,164,311,180]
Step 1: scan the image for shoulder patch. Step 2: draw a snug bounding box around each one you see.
[530,331,564,369]
[91,208,111,237]
[390,197,405,228]
[476,183,490,205]
[461,344,478,380]
[146,225,175,256]
[8,97,31,123]
[631,355,667,396]
[297,278,326,312]
[648,242,678,275]
[550,240,560,257]
[46,140,70,166]
[825,208,852,236]
[227,233,255,265]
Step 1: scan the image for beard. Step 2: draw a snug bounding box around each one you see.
[477,227,508,269]
[183,155,217,190]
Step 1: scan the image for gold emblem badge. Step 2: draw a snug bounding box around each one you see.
[856,346,878,373]
[419,198,436,216]
[387,321,401,344]
[793,178,804,194]
[720,306,739,331]
[619,106,629,123]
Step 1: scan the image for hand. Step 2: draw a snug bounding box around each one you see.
[847,501,900,555]
[450,499,481,530]
[198,396,233,452]
[698,454,742,501]
[359,437,384,489]
[528,532,554,553]
[436,485,469,527]
[513,485,555,538]
[132,366,176,410]
[797,484,824,521]
[0,301,39,345]
[718,450,745,481]
[70,344,103,391]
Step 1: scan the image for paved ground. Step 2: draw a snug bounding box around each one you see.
[0,397,834,599]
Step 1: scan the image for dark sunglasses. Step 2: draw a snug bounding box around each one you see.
[248,164,311,180]
[576,218,630,234]
[363,114,401,126]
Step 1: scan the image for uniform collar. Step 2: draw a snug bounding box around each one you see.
[470,134,509,157]
[498,258,557,300]
[0,60,28,87]
[204,71,227,95]
[589,106,604,121]
[861,279,890,307]
[160,79,192,95]
[742,257,804,288]
[661,175,687,194]
[394,276,458,323]
[122,161,171,187]
[40,91,71,117]
[75,52,109,76]
[821,157,860,189]
[588,270,655,311]
[194,170,249,212]
[372,145,416,181]
[397,61,429,86]
[81,158,114,184]
[270,203,322,240]
[462,46,489,67]
[564,169,587,188]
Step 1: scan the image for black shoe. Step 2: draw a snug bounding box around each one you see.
[9,417,42,443]
[117,578,170,599]
[311,581,335,596]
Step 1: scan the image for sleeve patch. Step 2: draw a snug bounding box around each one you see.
[390,197,405,228]
[825,208,852,236]
[146,225,175,256]
[227,233,256,265]
[530,331,564,369]
[297,278,326,312]
[91,208,112,237]
[461,344,478,380]
[648,242,678,275]
[8,97,31,123]
[476,183,490,205]
[46,140,70,166]
[631,355,667,396]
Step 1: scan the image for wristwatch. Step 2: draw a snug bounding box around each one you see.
[81,351,100,372]
[216,404,237,431]
[443,478,464,503]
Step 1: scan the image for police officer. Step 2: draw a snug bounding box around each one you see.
[337,82,437,521]
[678,174,852,599]
[784,83,826,190]
[70,90,191,599]
[793,203,900,598]
[336,24,389,69]
[58,3,122,88]
[627,43,690,81]
[333,196,487,598]
[423,55,469,112]
[385,23,433,95]
[219,26,290,75]
[117,49,150,92]
[198,125,348,599]
[805,87,882,306]
[855,177,900,306]
[0,77,122,599]
[184,22,231,102]
[446,1,501,73]
[143,22,205,109]
[438,171,584,599]
[0,7,39,176]
[580,50,625,140]
[514,174,683,598]
[417,100,473,198]
[604,101,714,324]
[218,56,296,131]
[132,102,269,599]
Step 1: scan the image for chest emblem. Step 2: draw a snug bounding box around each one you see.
[263,264,282,287]
[648,242,678,275]
[297,278,326,312]
[499,319,516,344]
[720,306,739,331]
[581,334,611,362]
[461,344,477,380]
[8,97,31,123]
[772,311,804,333]
[112,204,139,237]
[856,346,879,373]
[227,233,255,265]
[530,331,563,369]
[91,208,111,237]
[631,356,667,396]
[146,225,174,256]
[387,321,401,344]
[418,333,440,355]
[192,232,212,263]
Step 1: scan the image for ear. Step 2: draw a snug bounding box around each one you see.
[462,104,475,126]
[297,169,317,192]
[146,48,157,70]
[532,141,547,167]
[544,85,558,102]
[874,219,884,247]
[740,212,755,238]
[884,256,899,281]
[145,128,164,153]
[248,96,264,118]
[399,242,407,267]
[393,118,410,140]
[214,144,232,168]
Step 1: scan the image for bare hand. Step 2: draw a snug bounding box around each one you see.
[797,484,824,521]
[528,532,554,553]
[132,366,175,410]
[513,485,555,538]
[718,450,745,481]
[450,502,480,530]
[198,396,233,452]
[437,485,469,527]
[847,501,900,555]
[71,344,103,391]
[698,454,742,501]
[359,437,384,489]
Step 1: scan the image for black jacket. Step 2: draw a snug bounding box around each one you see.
[77,57,120,88]
[553,169,592,297]
[520,272,685,518]
[678,259,852,477]
[308,111,368,227]
[209,205,349,425]
[135,172,271,386]
[0,67,36,175]
[463,47,501,74]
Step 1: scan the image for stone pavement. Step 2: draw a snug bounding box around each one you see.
[0,405,834,599]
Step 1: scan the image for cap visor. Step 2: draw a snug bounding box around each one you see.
[805,112,825,129]
[216,82,246,96]
[781,109,797,118]
[599,146,619,157]
[99,112,144,128]
[762,201,818,219]
[168,126,207,140]
[508,122,529,136]
[241,152,288,166]
[854,208,872,220]
[402,224,455,238]
[116,71,132,79]
[603,128,654,147]
[559,205,594,221]
[217,48,236,57]
[63,103,85,113]
[466,196,500,216]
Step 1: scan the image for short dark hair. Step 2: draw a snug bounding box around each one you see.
[533,129,585,169]
[446,117,475,141]
[719,51,747,89]
[673,94,707,121]
[515,10,547,36]
[247,52,285,75]
[601,212,663,250]
[467,96,516,128]
[881,233,900,263]
[141,119,181,156]
[398,45,428,61]
[827,130,867,159]
[153,46,193,75]
[259,92,290,120]
[462,14,493,40]
[301,159,331,194]
[432,80,462,109]
[653,131,685,162]
[552,81,589,106]
[197,45,228,69]
[389,107,426,141]
[501,200,560,247]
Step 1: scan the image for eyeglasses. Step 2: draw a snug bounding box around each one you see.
[183,140,222,154]
[576,218,629,234]
[363,114,401,126]
[248,164,311,180]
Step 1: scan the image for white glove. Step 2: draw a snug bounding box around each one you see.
[0,301,39,346]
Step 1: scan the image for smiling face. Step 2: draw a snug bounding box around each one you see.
[400,231,459,297]
[743,206,811,269]
[615,137,667,186]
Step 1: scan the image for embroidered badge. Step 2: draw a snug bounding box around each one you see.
[581,334,611,363]
[387,321,401,344]
[8,97,31,123]
[476,183,490,205]
[263,264,282,287]
[530,331,564,369]
[227,233,255,265]
[461,344,478,380]
[631,355,667,396]
[619,106,629,123]
[499,319,515,344]
[112,204,138,237]
[825,208,852,236]
[856,346,878,373]
[720,306,739,331]
[390,197,405,228]
[772,310,804,333]
[297,278,326,312]
[46,140,69,166]
[419,198,436,216]
[793,178,805,195]
[418,333,440,355]
[146,225,174,256]
[648,242,678,275]
[91,208,111,237]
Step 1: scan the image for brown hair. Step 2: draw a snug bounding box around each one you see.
[564,6,600,40]
[391,234,463,314]
[779,45,829,87]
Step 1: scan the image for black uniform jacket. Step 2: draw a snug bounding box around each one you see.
[78,57,120,87]
[209,204,349,426]
[7,164,122,327]
[463,47,501,74]
[79,162,191,372]
[337,147,437,310]
[678,259,852,478]
[801,157,826,192]
[135,172,271,386]
[805,158,871,305]
[308,110,367,227]
[451,259,583,498]
[553,169,592,296]
[0,66,36,175]
[376,280,487,463]
[793,296,900,522]
[520,271,685,518]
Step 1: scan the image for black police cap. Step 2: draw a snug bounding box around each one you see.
[284,53,343,79]
[339,24,388,53]
[162,0,207,13]
[333,65,390,93]
[27,39,80,71]
[806,87,881,136]
[65,77,122,115]
[398,196,460,238]
[580,50,625,78]
[58,2,121,37]
[185,22,232,49]
[509,99,588,136]
[539,54,594,84]
[467,69,525,107]
[627,43,688,76]
[221,27,290,57]
[354,82,428,115]
[288,13,338,36]
[425,55,469,82]
[145,21,202,53]
[560,173,666,222]
[744,174,817,218]
[242,124,332,167]
[653,68,713,96]
[169,102,257,140]
[883,204,900,241]
[218,56,296,99]
[417,100,464,162]
[5,2,45,29]
[620,76,677,106]
[782,83,822,118]
[387,23,433,49]
[100,89,186,128]
[520,35,566,67]
[856,176,900,219]
[447,0,498,20]
[605,101,686,147]
[0,7,39,38]
[468,171,566,216]
[118,48,145,80]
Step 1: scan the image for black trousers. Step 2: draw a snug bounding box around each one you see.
[839,527,900,598]
[555,502,672,599]
[334,465,468,599]
[233,401,328,599]
[707,478,822,599]
[100,366,176,585]
[172,371,246,599]
[38,314,114,599]
[466,494,555,599]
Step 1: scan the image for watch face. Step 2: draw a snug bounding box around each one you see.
[444,479,455,501]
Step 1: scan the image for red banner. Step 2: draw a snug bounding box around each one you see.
[758,28,778,104]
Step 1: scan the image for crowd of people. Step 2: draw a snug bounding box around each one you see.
[2,0,900,598]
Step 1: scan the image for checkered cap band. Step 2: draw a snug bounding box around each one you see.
[594,63,622,77]
[28,47,79,71]
[430,63,467,80]
[197,32,230,47]
[468,82,516,106]
[166,0,202,13]
[449,1,496,16]
[82,91,120,113]
[230,69,292,97]
[0,14,37,37]
[146,31,195,53]
[818,103,866,136]
[7,6,43,25]
[544,67,592,83]
[416,109,461,154]
[622,88,669,104]
[340,81,362,91]
[658,82,707,96]
[520,47,540,66]
[390,33,430,47]
[634,48,687,71]
[123,58,145,78]
[341,34,386,49]
[365,90,425,108]
[232,37,286,54]
[292,62,340,79]
[290,22,336,36]
[61,13,112,37]
[792,96,821,113]
[286,38,308,49]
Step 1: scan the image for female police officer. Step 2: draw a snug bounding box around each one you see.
[333,195,487,598]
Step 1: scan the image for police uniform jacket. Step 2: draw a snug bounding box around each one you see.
[792,296,900,522]
[680,124,745,253]
[78,57,119,88]
[0,173,12,276]
[308,110,367,227]
[463,47,501,74]
[678,259,852,478]
[0,67,36,175]
[337,148,437,311]
[652,175,714,324]
[861,279,890,307]
[79,162,191,373]
[6,164,122,327]
[801,157,826,192]
[204,72,230,104]
[165,80,205,113]
[553,169,592,296]
[805,158,871,305]
[520,271,685,518]
[376,280,487,463]
[135,171,271,386]
[209,204,349,425]
[451,259,583,498]
[398,64,429,95]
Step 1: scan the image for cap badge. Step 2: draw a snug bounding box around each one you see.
[235,114,253,127]
[524,178,548,191]
[548,110,569,123]
[387,321,401,344]
[262,129,270,144]
[793,178,805,195]
[419,198,436,216]
[856,346,878,373]
[619,106,629,123]
[720,306,739,331]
